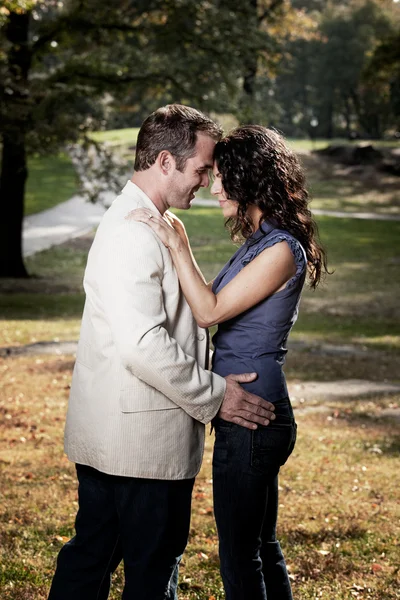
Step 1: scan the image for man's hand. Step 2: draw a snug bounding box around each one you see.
[219,373,275,430]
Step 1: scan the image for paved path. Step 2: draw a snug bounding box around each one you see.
[23,193,112,257]
[23,194,400,257]
[2,340,399,420]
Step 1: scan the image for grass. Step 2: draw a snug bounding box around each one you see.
[299,152,400,215]
[90,127,139,147]
[0,355,399,599]
[1,213,400,352]
[23,130,140,217]
[23,128,400,217]
[1,147,400,598]
[176,210,400,353]
[88,129,400,211]
[25,154,78,216]
[286,138,399,152]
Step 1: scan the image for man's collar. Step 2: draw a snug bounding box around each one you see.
[121,180,162,215]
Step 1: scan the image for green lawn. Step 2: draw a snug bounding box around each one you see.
[2,152,400,600]
[178,210,400,352]
[25,154,78,215]
[286,138,399,152]
[23,128,399,216]
[90,127,139,147]
[1,210,399,354]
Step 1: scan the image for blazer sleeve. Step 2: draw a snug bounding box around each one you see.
[96,220,226,424]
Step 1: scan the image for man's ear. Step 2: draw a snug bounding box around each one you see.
[157,150,175,175]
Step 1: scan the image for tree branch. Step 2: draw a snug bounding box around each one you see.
[258,0,284,24]
[47,67,190,96]
[31,17,143,54]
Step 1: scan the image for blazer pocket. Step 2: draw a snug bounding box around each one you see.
[119,388,180,414]
[76,342,100,371]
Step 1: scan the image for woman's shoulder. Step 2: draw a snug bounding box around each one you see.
[245,228,307,284]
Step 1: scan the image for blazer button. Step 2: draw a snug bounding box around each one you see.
[197,334,205,341]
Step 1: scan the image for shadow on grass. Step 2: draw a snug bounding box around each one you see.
[362,436,400,457]
[286,522,367,545]
[0,294,84,320]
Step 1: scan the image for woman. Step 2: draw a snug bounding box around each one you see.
[130,125,328,599]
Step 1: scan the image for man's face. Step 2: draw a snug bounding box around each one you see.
[166,133,215,210]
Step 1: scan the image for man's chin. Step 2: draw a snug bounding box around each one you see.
[182,196,194,209]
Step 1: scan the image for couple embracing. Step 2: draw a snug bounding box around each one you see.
[48,104,327,600]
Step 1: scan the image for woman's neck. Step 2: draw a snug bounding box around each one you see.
[247,205,264,232]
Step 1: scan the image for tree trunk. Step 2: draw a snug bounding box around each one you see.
[343,95,352,139]
[325,99,334,139]
[239,0,259,123]
[0,135,28,277]
[0,10,32,278]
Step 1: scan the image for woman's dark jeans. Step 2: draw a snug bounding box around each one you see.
[212,397,296,600]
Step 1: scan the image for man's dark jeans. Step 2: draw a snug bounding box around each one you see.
[212,397,296,600]
[48,464,194,600]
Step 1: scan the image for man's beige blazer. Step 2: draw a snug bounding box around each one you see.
[64,181,226,479]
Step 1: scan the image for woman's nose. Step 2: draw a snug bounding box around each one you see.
[210,179,219,195]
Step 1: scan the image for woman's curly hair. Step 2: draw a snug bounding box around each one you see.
[213,125,329,288]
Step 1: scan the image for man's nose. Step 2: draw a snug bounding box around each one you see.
[200,172,210,188]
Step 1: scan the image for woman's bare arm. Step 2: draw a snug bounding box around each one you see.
[128,208,296,327]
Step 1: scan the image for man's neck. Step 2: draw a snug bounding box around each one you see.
[131,172,168,215]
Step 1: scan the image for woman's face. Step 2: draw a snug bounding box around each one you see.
[210,163,239,219]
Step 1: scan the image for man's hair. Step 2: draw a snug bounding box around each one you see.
[134,104,222,172]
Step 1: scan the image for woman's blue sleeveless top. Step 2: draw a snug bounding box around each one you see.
[211,221,307,403]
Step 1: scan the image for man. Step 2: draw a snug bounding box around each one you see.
[48,104,275,600]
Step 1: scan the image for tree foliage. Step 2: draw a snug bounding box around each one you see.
[271,0,400,138]
[0,0,399,278]
[0,0,273,277]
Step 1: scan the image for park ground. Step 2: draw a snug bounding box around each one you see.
[1,141,400,599]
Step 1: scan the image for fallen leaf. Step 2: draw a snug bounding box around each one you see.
[54,535,70,543]
[350,585,364,591]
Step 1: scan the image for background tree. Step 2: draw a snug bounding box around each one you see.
[272,0,400,138]
[0,0,262,278]
[364,29,400,132]
[1,0,399,278]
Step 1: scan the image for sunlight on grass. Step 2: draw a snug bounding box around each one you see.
[352,335,400,349]
[22,132,399,223]
[0,319,81,346]
[2,154,400,598]
[1,211,399,351]
[90,127,140,146]
[25,154,78,215]
[0,355,399,599]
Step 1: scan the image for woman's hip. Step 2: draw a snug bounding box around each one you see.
[212,397,297,476]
